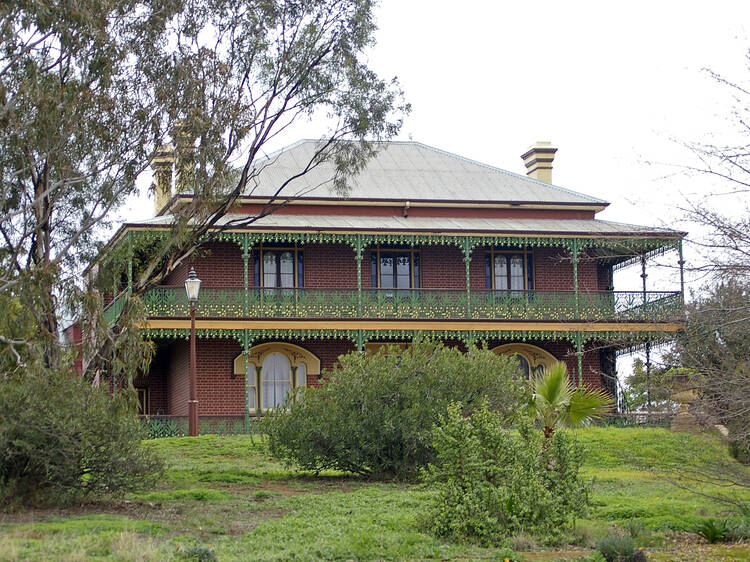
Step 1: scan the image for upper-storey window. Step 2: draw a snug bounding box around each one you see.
[371,247,420,289]
[253,244,304,288]
[485,249,533,291]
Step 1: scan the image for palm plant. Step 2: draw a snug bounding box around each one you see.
[529,362,613,438]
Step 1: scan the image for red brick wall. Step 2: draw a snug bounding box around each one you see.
[532,248,597,292]
[163,242,244,287]
[167,340,190,415]
[156,241,602,294]
[420,245,465,289]
[304,244,357,288]
[160,337,357,414]
[194,338,245,415]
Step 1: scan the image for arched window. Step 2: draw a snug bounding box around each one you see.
[491,343,556,380]
[234,343,319,413]
[262,353,292,409]
[512,353,531,380]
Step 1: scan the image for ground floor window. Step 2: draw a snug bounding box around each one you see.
[234,343,319,412]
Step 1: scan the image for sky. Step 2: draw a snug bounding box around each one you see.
[124,0,749,372]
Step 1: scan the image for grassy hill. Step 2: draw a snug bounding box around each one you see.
[1,428,749,561]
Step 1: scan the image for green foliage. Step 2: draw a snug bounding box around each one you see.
[595,534,642,561]
[621,358,682,412]
[139,488,231,502]
[694,518,729,543]
[726,518,750,541]
[0,371,162,507]
[729,438,750,465]
[529,362,612,438]
[177,544,218,561]
[264,340,528,480]
[622,519,646,539]
[423,402,590,545]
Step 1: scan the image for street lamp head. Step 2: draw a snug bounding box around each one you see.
[184,267,201,302]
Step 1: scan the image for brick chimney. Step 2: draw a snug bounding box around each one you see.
[150,144,174,216]
[521,142,557,183]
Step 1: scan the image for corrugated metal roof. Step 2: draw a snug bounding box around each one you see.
[135,213,678,237]
[239,140,607,205]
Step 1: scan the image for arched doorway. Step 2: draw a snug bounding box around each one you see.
[491,343,557,380]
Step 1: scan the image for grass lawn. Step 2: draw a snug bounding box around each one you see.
[1,428,750,561]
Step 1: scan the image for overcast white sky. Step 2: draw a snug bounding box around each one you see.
[126,0,750,293]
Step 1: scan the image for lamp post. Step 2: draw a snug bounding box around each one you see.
[185,267,201,436]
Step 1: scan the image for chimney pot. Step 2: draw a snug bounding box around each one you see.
[521,141,557,183]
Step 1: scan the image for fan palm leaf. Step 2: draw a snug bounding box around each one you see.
[529,361,613,438]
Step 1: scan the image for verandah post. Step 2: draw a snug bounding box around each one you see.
[572,238,579,318]
[355,234,363,318]
[463,237,472,319]
[242,233,250,316]
[575,331,583,387]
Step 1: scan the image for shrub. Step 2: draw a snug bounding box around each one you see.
[694,518,728,543]
[263,340,528,480]
[0,372,162,507]
[622,519,645,540]
[727,518,750,541]
[729,438,750,464]
[595,534,644,561]
[422,402,590,545]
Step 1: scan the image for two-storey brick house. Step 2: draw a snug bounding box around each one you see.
[100,140,685,429]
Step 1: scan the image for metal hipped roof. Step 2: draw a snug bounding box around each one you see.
[239,140,608,206]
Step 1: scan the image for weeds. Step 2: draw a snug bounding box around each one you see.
[695,518,728,543]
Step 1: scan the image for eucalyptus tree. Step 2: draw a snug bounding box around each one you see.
[0,0,407,380]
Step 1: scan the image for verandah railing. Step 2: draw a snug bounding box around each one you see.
[142,415,255,438]
[142,412,675,438]
[137,286,683,323]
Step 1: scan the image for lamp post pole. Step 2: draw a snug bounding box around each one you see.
[185,267,201,437]
[189,300,198,436]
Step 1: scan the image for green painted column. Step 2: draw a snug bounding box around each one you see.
[572,238,580,318]
[356,330,364,352]
[575,332,583,387]
[355,234,363,318]
[463,237,472,319]
[242,233,250,316]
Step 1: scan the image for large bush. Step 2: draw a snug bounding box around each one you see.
[422,402,590,545]
[263,340,528,480]
[0,372,162,507]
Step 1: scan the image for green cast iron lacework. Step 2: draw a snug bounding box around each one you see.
[140,327,673,345]
[141,287,684,323]
[120,229,680,254]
